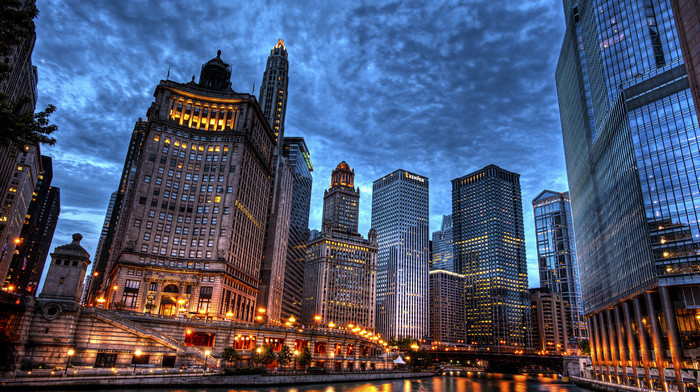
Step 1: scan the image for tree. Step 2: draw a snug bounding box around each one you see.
[297,346,312,370]
[0,0,57,149]
[252,344,275,368]
[276,345,293,370]
[388,335,413,350]
[221,347,241,367]
[406,349,432,369]
[578,339,590,356]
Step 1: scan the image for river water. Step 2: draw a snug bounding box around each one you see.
[53,374,594,392]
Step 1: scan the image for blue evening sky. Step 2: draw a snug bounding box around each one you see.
[34,0,568,288]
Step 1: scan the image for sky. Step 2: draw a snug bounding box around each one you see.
[34,0,569,288]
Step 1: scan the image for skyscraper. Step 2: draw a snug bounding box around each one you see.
[452,165,530,348]
[557,1,700,389]
[280,137,313,321]
[302,162,377,331]
[429,269,465,346]
[96,51,277,322]
[259,39,289,143]
[431,215,453,272]
[532,190,586,343]
[530,288,570,354]
[5,156,60,296]
[372,169,429,340]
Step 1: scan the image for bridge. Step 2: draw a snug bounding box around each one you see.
[427,349,568,373]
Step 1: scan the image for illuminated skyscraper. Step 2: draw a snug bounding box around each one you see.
[302,162,377,331]
[372,169,429,340]
[280,137,313,321]
[532,190,586,343]
[452,165,530,348]
[429,269,465,346]
[557,1,700,389]
[259,39,289,143]
[96,51,277,322]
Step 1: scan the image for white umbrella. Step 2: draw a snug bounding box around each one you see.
[393,356,406,364]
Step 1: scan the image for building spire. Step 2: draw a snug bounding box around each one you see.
[259,40,289,144]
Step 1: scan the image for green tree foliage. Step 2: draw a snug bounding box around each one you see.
[221,347,241,366]
[388,335,414,350]
[578,339,590,356]
[276,345,293,369]
[0,0,57,149]
[297,346,312,370]
[252,344,275,367]
[407,349,432,369]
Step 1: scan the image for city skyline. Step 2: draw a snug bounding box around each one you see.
[32,0,568,288]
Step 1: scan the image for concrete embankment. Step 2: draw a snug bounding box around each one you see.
[571,376,656,392]
[0,371,435,390]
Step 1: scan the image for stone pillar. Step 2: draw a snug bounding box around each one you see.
[614,305,629,385]
[623,300,641,387]
[588,316,599,380]
[606,308,620,383]
[660,286,686,392]
[596,313,609,380]
[634,295,654,389]
[646,291,668,392]
[598,312,612,381]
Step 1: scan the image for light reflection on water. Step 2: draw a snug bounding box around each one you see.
[53,375,593,392]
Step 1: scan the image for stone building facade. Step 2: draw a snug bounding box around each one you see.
[96,52,277,323]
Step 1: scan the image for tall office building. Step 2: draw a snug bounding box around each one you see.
[280,137,313,321]
[452,165,530,349]
[302,162,377,331]
[5,156,60,296]
[532,190,586,342]
[431,215,454,271]
[259,39,289,143]
[530,288,570,354]
[429,269,465,346]
[94,51,277,322]
[557,1,700,389]
[372,169,429,340]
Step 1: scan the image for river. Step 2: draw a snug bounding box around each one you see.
[51,373,594,392]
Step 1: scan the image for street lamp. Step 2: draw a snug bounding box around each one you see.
[64,349,75,377]
[204,350,211,374]
[133,350,141,375]
[294,350,299,371]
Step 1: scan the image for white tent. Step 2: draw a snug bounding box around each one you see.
[393,356,406,364]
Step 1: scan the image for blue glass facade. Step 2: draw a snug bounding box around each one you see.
[431,215,454,272]
[557,0,700,388]
[532,190,587,343]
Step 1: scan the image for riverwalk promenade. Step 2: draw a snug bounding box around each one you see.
[0,369,435,390]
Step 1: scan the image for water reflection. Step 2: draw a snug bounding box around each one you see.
[53,375,592,392]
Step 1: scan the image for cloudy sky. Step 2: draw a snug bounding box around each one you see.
[34,0,568,288]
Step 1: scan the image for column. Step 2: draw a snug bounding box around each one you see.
[598,312,612,381]
[614,306,629,385]
[660,286,686,392]
[593,313,606,380]
[606,308,620,383]
[588,316,599,380]
[634,295,654,389]
[623,300,641,387]
[646,291,668,392]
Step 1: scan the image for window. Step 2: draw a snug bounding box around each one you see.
[227,187,233,193]
[122,280,140,308]
[223,207,229,214]
[155,177,162,185]
[144,175,151,183]
[198,287,213,313]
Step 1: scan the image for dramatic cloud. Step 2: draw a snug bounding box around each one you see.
[35,0,568,287]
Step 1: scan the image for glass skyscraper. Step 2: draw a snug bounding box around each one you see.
[431,215,454,272]
[452,165,530,349]
[532,190,586,344]
[372,169,430,340]
[557,1,700,390]
[280,137,313,321]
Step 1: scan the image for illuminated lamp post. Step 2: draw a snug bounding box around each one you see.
[63,349,75,377]
[204,350,211,374]
[294,350,299,371]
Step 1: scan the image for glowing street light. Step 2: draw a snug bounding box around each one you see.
[133,350,141,375]
[204,350,211,373]
[294,350,299,371]
[64,349,75,376]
